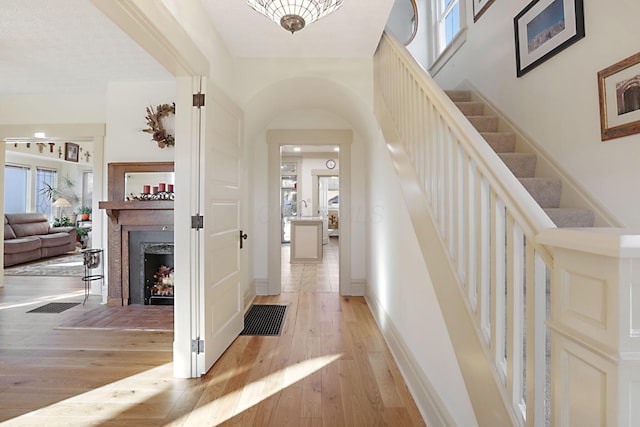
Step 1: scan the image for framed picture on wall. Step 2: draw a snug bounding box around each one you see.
[473,0,496,22]
[598,52,640,141]
[514,0,585,77]
[65,142,79,162]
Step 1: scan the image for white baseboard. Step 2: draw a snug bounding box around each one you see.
[351,279,366,296]
[243,291,255,313]
[365,288,457,427]
[254,279,269,296]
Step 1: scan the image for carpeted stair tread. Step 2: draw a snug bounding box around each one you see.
[455,101,484,116]
[481,132,516,153]
[519,177,562,208]
[468,116,499,132]
[544,208,595,228]
[447,88,596,229]
[446,90,471,102]
[498,153,537,177]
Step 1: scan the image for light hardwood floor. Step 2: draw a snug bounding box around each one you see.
[0,249,425,426]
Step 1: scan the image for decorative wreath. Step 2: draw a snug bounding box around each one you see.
[143,103,175,148]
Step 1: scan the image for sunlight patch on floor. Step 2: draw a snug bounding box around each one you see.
[7,363,176,422]
[177,353,342,425]
[0,290,84,310]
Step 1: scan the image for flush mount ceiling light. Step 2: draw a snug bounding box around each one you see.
[245,0,344,34]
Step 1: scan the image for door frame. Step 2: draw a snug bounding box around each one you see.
[267,129,352,295]
[89,0,209,378]
[313,170,340,244]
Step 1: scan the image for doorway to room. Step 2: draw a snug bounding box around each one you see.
[280,146,340,292]
[1,124,105,292]
[267,129,352,296]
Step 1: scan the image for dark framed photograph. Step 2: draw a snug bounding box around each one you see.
[514,0,585,77]
[64,142,79,162]
[598,52,640,141]
[473,0,496,22]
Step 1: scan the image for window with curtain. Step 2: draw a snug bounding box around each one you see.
[4,165,29,213]
[35,168,57,220]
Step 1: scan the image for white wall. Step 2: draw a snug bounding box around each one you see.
[0,94,106,124]
[104,81,176,165]
[367,121,477,426]
[160,0,236,97]
[430,0,640,227]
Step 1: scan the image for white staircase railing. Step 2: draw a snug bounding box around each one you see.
[374,31,640,427]
[374,31,555,426]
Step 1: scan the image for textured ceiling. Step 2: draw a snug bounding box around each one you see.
[0,0,392,96]
[0,0,173,95]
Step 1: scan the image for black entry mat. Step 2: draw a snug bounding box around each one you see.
[27,302,80,314]
[240,304,287,336]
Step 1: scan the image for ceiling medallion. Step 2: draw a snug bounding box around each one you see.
[245,0,344,34]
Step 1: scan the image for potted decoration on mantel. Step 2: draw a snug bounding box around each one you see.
[78,206,92,221]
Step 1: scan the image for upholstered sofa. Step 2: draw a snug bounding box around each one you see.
[4,213,77,267]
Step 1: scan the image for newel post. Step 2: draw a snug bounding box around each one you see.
[538,228,640,427]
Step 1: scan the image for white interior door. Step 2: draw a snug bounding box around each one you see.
[196,76,244,375]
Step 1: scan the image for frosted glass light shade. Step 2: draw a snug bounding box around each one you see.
[246,0,344,33]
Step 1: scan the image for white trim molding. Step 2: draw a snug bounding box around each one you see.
[351,279,366,296]
[365,288,458,427]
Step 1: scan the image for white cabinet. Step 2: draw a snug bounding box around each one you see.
[290,217,323,263]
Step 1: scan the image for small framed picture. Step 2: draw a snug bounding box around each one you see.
[473,0,496,22]
[598,52,640,141]
[65,142,79,162]
[514,0,585,77]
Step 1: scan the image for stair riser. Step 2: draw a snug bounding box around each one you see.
[469,116,499,132]
[481,133,516,153]
[544,208,595,228]
[446,90,471,102]
[455,102,484,116]
[519,178,562,208]
[498,153,537,178]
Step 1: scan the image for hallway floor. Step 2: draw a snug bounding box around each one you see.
[282,236,340,292]
[0,250,425,426]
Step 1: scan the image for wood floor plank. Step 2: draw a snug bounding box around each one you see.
[1,255,426,426]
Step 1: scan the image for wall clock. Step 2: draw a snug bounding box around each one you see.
[326,159,336,169]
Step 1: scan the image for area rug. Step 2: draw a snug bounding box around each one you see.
[4,253,84,277]
[27,302,80,313]
[240,304,287,336]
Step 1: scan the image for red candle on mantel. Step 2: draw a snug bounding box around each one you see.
[159,183,166,192]
[143,185,150,194]
[168,184,174,192]
[153,186,159,194]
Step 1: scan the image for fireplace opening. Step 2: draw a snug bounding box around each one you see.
[128,231,174,305]
[144,245,174,305]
